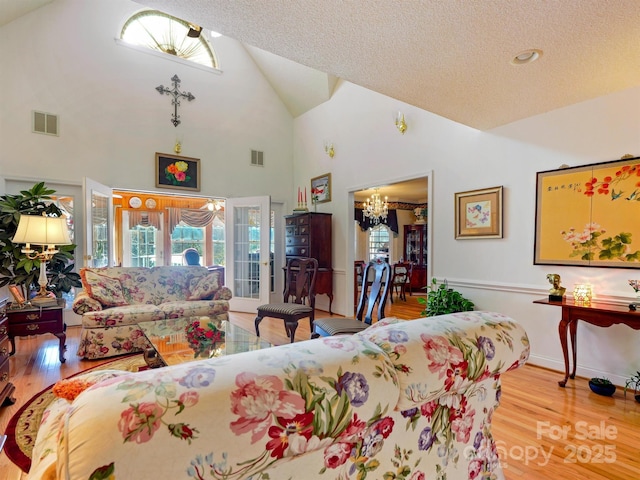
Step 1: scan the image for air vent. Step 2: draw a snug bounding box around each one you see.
[251,150,264,167]
[33,111,59,136]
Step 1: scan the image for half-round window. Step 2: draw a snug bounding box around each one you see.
[121,10,218,69]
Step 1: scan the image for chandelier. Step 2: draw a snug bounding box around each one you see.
[362,189,389,224]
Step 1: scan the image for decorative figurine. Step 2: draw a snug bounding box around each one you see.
[547,273,566,301]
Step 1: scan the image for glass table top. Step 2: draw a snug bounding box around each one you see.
[138,316,272,366]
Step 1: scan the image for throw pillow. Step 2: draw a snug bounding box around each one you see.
[80,269,128,307]
[188,272,220,300]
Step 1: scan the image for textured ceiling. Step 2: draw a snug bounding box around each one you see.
[3,1,639,129]
[134,0,640,130]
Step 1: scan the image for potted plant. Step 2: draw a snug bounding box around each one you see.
[417,278,475,317]
[624,371,640,403]
[588,377,616,396]
[0,182,81,301]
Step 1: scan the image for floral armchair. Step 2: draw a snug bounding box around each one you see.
[29,311,529,480]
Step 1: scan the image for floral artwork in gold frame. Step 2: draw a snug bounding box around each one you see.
[454,186,503,239]
[156,152,201,191]
[534,156,640,268]
[311,173,332,204]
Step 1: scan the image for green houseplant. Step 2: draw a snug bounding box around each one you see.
[417,278,475,317]
[624,371,640,403]
[588,377,616,396]
[0,182,81,299]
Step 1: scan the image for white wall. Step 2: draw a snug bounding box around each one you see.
[0,0,293,201]
[294,80,640,385]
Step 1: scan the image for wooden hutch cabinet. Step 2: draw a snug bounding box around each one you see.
[403,224,427,292]
[284,212,333,313]
[0,298,16,409]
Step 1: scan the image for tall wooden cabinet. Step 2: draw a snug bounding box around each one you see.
[285,213,333,313]
[0,298,16,409]
[404,224,427,292]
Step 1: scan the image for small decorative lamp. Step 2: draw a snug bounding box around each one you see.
[12,214,71,306]
[573,284,593,306]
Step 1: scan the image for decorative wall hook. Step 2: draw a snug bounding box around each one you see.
[156,74,195,127]
[395,112,407,134]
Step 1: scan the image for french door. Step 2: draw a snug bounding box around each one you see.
[224,196,271,312]
[83,178,114,267]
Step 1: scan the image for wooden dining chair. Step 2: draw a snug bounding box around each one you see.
[390,262,412,303]
[255,257,318,343]
[312,259,391,338]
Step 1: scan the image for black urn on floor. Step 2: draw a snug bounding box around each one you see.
[588,378,616,396]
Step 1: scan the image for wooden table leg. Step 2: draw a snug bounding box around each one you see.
[558,317,571,387]
[569,317,578,379]
[55,331,67,363]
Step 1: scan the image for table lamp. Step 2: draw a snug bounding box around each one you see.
[12,214,71,306]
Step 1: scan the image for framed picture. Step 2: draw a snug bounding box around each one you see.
[311,173,332,204]
[156,152,201,191]
[454,186,503,239]
[534,156,640,268]
[8,284,25,307]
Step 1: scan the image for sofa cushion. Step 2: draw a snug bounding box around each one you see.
[187,271,220,300]
[80,269,128,307]
[81,304,165,327]
[158,300,230,319]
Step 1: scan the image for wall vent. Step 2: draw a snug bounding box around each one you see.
[33,111,59,136]
[250,150,264,167]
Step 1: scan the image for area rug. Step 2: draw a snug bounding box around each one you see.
[4,353,147,473]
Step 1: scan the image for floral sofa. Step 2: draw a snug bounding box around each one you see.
[73,266,232,359]
[29,311,530,480]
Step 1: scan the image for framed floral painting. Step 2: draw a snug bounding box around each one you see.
[311,173,331,204]
[156,152,200,191]
[534,156,640,268]
[454,186,503,239]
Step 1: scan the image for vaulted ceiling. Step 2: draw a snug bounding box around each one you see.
[3,0,639,130]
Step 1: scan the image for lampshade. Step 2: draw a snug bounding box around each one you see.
[12,215,71,246]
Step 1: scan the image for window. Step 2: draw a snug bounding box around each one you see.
[211,216,225,266]
[368,225,390,262]
[171,223,205,265]
[129,225,159,267]
[121,10,218,69]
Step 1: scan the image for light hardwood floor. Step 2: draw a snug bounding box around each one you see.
[1,297,639,479]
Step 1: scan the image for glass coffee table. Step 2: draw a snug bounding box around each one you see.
[138,317,272,368]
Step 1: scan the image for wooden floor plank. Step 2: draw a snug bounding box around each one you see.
[1,297,638,479]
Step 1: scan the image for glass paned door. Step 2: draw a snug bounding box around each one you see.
[83,178,113,267]
[225,196,270,312]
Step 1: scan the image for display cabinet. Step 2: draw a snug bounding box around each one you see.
[403,224,427,292]
[0,298,16,409]
[284,212,333,313]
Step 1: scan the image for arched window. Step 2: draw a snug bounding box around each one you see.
[121,10,218,69]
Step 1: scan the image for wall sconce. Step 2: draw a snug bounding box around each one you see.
[395,112,407,134]
[324,142,335,158]
[573,284,593,306]
[187,23,202,38]
[174,140,182,154]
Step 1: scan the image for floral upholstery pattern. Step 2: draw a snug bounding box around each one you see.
[74,266,232,359]
[30,312,529,480]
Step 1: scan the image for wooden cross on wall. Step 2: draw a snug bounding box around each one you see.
[156,74,195,127]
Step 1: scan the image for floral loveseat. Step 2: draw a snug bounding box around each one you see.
[73,266,231,359]
[29,311,529,480]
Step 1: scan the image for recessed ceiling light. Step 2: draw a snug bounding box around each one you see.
[511,49,542,65]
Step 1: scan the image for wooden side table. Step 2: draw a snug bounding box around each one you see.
[8,299,67,363]
[0,297,17,408]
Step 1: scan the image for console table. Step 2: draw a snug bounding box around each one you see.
[533,298,640,387]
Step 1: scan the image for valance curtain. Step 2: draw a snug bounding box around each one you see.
[167,208,224,233]
[128,211,162,229]
[354,208,399,234]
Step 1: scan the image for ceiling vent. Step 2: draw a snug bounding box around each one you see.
[251,150,264,167]
[33,111,59,136]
